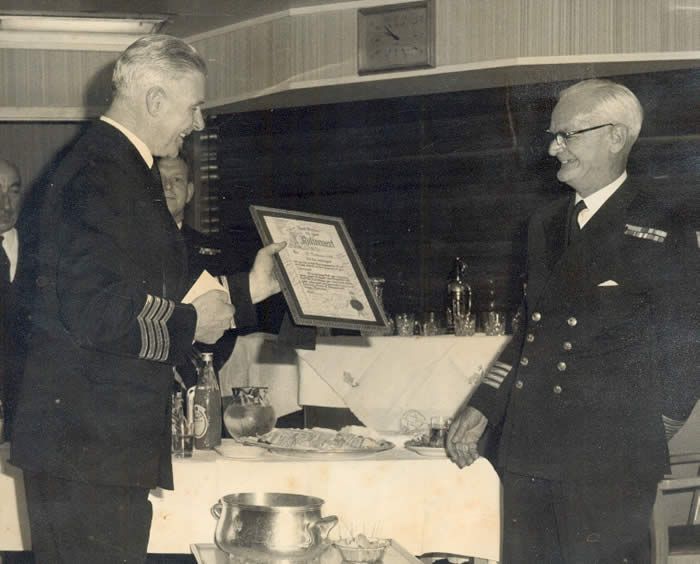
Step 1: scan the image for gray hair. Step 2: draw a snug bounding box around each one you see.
[112,34,207,97]
[559,79,644,142]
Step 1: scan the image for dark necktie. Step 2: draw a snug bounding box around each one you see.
[0,234,11,286]
[568,200,587,245]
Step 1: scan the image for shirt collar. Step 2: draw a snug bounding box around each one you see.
[2,227,18,281]
[100,116,154,169]
[575,171,628,216]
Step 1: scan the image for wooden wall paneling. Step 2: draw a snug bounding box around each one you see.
[0,49,115,111]
[193,17,292,104]
[0,122,86,189]
[290,11,356,82]
[438,0,521,66]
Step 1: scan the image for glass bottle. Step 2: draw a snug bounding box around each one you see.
[446,258,472,332]
[171,392,193,457]
[361,277,395,336]
[192,352,222,449]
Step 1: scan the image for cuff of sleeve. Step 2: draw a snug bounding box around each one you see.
[165,302,197,365]
[662,414,686,440]
[227,273,257,328]
[469,384,501,425]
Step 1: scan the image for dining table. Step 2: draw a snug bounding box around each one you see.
[1,333,511,562]
[0,437,501,563]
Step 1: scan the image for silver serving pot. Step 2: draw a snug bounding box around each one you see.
[211,493,338,560]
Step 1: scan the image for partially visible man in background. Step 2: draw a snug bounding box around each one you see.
[448,79,698,563]
[11,35,284,564]
[0,158,33,442]
[159,154,239,387]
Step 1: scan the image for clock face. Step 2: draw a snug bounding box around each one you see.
[358,1,435,73]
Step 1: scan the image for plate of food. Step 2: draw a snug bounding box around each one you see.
[403,436,448,458]
[243,427,395,459]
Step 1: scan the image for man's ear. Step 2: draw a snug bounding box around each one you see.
[145,86,166,117]
[186,181,194,204]
[609,124,629,154]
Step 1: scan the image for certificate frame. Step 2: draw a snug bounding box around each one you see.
[250,205,390,332]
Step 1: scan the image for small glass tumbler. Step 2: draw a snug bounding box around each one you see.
[395,313,416,336]
[484,311,506,336]
[429,416,451,447]
[172,419,194,458]
[454,313,476,336]
[421,312,439,336]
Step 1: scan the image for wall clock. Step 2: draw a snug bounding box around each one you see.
[358,1,435,74]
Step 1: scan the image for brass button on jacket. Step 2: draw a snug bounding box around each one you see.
[526,333,535,343]
[520,357,529,366]
[557,362,567,371]
[515,380,524,389]
[562,341,573,351]
[553,385,563,394]
[532,312,542,322]
[567,317,578,327]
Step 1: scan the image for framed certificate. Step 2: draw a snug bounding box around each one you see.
[250,206,390,332]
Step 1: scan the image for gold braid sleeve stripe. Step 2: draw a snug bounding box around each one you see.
[137,294,175,362]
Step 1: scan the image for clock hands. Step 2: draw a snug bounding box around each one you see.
[383,24,400,40]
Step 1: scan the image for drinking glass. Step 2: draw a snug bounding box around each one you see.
[484,311,506,336]
[429,416,451,447]
[172,419,194,458]
[454,313,476,336]
[395,313,416,336]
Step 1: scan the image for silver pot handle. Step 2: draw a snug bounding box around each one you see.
[311,515,338,540]
[211,501,222,520]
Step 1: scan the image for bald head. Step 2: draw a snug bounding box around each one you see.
[0,159,25,233]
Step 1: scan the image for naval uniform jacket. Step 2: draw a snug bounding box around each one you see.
[470,178,698,484]
[10,121,252,490]
[0,223,36,438]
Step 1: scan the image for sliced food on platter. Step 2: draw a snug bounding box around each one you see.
[245,427,394,456]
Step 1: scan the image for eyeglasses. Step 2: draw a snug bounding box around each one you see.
[546,123,615,147]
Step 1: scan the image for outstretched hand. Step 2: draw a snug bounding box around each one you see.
[249,242,287,304]
[446,406,488,468]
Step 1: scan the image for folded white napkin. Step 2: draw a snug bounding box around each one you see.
[297,335,510,431]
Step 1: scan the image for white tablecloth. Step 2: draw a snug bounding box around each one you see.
[220,333,510,432]
[297,335,511,431]
[0,442,501,561]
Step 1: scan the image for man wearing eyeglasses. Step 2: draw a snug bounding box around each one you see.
[448,79,698,563]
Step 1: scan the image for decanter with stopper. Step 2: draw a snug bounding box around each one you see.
[446,257,472,333]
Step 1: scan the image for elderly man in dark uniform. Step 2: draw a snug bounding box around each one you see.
[10,35,284,563]
[448,79,698,563]
[0,159,34,441]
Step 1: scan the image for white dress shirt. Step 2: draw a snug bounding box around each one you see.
[2,227,18,282]
[575,171,627,228]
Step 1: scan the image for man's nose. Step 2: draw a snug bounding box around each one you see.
[548,138,563,157]
[0,192,11,211]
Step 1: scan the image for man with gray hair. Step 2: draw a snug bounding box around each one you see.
[11,35,284,563]
[448,79,698,562]
[0,158,32,442]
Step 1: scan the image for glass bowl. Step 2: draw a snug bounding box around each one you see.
[333,538,389,563]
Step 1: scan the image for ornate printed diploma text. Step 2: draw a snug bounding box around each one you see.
[265,217,376,321]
